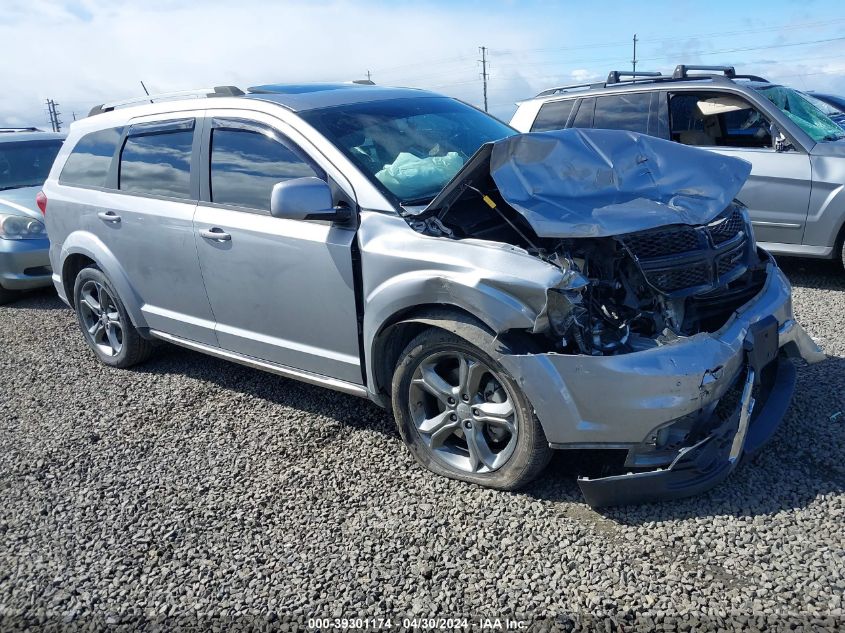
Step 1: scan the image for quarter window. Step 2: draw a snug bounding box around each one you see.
[593,93,651,134]
[209,124,322,212]
[531,100,576,132]
[119,121,194,199]
[59,127,123,188]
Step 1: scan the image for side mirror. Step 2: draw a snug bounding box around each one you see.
[270,177,351,222]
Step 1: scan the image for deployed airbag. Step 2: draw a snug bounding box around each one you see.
[485,128,752,238]
[376,151,464,200]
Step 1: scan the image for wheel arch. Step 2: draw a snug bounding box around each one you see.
[58,232,147,329]
[368,304,541,405]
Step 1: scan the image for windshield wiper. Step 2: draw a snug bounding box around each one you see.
[400,196,436,206]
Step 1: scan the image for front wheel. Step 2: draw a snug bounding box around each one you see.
[392,328,551,490]
[73,265,153,368]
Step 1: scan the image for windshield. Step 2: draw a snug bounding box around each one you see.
[754,85,845,142]
[301,97,515,204]
[0,139,63,190]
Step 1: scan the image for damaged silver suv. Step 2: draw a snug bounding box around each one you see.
[43,84,823,506]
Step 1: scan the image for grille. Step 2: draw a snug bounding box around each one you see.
[717,244,745,277]
[623,226,700,258]
[648,262,711,293]
[621,207,750,296]
[708,207,745,244]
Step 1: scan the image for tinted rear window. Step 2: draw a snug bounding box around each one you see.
[0,139,63,190]
[572,98,595,128]
[531,100,576,132]
[59,128,122,188]
[119,122,194,199]
[593,93,651,134]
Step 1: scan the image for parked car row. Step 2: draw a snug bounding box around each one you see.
[2,65,838,505]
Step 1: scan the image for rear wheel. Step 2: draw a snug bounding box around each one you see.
[392,328,551,490]
[73,266,153,368]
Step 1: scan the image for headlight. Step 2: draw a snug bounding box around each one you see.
[0,213,47,240]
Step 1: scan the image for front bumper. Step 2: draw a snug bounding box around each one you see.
[0,237,52,291]
[498,257,824,507]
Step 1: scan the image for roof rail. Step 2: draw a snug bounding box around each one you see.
[673,64,736,79]
[88,86,245,117]
[0,127,42,133]
[606,70,662,85]
[534,81,605,98]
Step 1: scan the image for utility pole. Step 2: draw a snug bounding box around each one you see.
[478,46,489,112]
[632,34,638,73]
[366,70,371,82]
[45,99,62,132]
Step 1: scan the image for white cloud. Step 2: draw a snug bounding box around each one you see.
[1,0,562,127]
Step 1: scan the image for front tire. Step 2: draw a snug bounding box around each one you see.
[73,266,153,368]
[392,328,552,490]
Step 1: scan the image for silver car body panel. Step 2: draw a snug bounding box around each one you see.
[510,80,845,257]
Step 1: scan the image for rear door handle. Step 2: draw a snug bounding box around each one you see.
[200,227,231,242]
[97,210,121,223]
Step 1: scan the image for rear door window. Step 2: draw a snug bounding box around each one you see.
[119,119,194,199]
[593,93,651,134]
[531,100,576,132]
[209,120,324,212]
[571,98,596,128]
[59,127,123,188]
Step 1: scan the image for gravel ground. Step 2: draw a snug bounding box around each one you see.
[1,257,843,632]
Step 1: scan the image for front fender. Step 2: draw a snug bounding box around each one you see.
[58,231,147,329]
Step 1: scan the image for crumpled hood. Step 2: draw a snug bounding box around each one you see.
[490,129,752,238]
[426,128,752,239]
[0,186,44,222]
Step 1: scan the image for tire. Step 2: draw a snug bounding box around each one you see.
[392,328,552,490]
[0,286,20,305]
[73,265,153,368]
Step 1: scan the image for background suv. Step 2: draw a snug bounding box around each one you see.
[42,83,820,505]
[0,128,63,303]
[510,65,845,269]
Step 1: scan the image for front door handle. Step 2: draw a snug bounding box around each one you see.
[200,227,232,242]
[97,210,121,223]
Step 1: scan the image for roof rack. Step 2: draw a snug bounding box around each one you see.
[88,86,245,117]
[534,64,770,99]
[0,127,43,133]
[606,70,662,85]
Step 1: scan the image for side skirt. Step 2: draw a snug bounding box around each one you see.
[148,329,370,399]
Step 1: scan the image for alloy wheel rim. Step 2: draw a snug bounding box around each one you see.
[408,350,518,474]
[78,280,124,357]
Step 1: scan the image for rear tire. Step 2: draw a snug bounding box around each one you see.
[392,327,552,490]
[0,286,20,305]
[73,266,153,368]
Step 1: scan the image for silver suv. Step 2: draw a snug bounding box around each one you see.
[510,65,845,268]
[43,84,822,506]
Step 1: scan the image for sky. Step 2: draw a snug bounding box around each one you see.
[2,0,845,128]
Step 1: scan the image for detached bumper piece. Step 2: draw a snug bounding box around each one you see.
[578,316,796,507]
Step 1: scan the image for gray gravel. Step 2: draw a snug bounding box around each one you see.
[1,258,843,631]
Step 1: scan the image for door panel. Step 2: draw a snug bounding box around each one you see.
[90,115,217,345]
[708,147,811,245]
[193,207,362,382]
[193,114,362,383]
